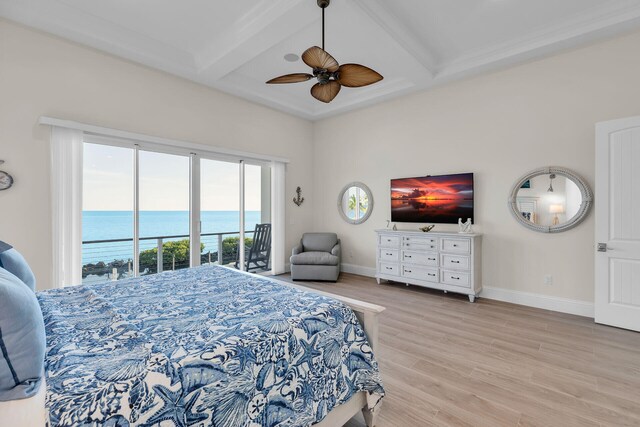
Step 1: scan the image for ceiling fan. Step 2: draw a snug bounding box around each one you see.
[266,0,383,103]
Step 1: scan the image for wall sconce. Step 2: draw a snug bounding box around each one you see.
[547,173,556,192]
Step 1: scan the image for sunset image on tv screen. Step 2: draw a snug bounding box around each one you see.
[390,173,474,224]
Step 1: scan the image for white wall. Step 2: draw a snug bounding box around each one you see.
[0,19,314,290]
[3,16,640,306]
[313,29,640,304]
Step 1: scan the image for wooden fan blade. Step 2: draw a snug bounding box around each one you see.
[266,73,314,84]
[337,64,383,88]
[302,46,339,72]
[311,81,341,103]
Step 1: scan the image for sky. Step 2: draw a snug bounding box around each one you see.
[391,173,474,200]
[83,143,263,211]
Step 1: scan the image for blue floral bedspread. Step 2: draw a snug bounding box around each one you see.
[37,266,384,426]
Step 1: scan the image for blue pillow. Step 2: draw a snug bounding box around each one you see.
[0,268,45,401]
[0,242,36,292]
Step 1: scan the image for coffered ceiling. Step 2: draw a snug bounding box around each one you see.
[2,0,640,120]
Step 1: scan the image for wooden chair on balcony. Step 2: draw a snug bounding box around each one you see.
[235,223,271,272]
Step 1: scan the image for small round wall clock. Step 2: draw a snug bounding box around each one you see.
[0,161,14,190]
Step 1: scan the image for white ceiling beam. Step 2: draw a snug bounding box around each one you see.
[194,0,318,81]
[351,0,437,78]
[436,2,640,82]
[0,0,196,77]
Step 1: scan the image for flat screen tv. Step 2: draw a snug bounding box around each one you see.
[391,173,474,224]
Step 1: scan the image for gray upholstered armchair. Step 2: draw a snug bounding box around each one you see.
[290,233,341,281]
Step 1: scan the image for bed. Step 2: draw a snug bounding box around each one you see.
[2,265,385,426]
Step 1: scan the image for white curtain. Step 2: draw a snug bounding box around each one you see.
[50,126,83,288]
[271,161,286,275]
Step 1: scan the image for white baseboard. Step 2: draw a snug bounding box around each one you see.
[480,287,594,318]
[341,263,376,278]
[338,263,594,318]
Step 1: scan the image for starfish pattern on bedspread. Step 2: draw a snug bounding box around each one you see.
[37,265,384,426]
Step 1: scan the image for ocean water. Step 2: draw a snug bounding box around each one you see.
[83,210,261,264]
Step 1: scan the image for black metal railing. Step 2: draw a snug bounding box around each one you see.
[82,230,256,281]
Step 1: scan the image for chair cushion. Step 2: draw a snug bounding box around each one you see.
[0,268,45,401]
[290,251,340,266]
[301,233,338,253]
[0,242,36,292]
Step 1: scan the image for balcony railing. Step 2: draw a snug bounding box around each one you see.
[82,230,257,281]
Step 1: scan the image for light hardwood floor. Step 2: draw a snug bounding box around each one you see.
[278,273,640,427]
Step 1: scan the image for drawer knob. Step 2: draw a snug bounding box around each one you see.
[405,255,412,258]
[451,260,460,264]
[386,267,392,270]
[428,258,436,261]
[451,276,460,280]
[386,253,393,256]
[428,273,436,277]
[453,244,458,247]
[405,269,412,273]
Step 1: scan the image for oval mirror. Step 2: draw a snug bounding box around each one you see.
[338,182,374,225]
[509,167,593,233]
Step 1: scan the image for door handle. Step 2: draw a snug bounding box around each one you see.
[597,243,607,252]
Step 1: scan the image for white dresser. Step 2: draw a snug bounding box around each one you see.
[375,230,482,302]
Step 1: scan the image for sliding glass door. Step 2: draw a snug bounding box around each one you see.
[82,143,134,283]
[138,150,191,275]
[242,163,272,272]
[200,158,240,268]
[81,138,278,282]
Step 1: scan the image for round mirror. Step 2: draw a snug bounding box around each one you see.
[338,182,374,225]
[509,167,592,233]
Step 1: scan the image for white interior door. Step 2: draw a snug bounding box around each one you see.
[595,116,640,331]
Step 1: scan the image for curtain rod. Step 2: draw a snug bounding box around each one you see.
[38,116,290,164]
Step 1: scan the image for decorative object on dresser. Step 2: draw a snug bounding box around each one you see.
[375,230,482,302]
[419,225,435,232]
[509,167,592,233]
[338,182,373,225]
[458,218,473,234]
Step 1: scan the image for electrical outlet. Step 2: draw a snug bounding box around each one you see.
[544,275,553,285]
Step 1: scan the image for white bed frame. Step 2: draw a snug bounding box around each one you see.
[0,272,385,427]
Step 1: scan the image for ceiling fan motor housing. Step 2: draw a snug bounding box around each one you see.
[317,0,330,9]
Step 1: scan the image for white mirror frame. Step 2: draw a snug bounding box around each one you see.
[508,167,593,233]
[337,182,374,225]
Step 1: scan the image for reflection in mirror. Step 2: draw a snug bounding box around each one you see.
[338,182,374,225]
[509,167,592,233]
[515,174,582,227]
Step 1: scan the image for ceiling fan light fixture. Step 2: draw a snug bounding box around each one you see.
[266,0,383,103]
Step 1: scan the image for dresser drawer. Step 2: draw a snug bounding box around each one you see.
[402,250,438,267]
[441,270,471,288]
[379,262,399,276]
[402,265,439,283]
[441,254,470,271]
[379,248,400,262]
[403,236,437,245]
[403,239,438,251]
[379,234,400,248]
[441,238,471,254]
